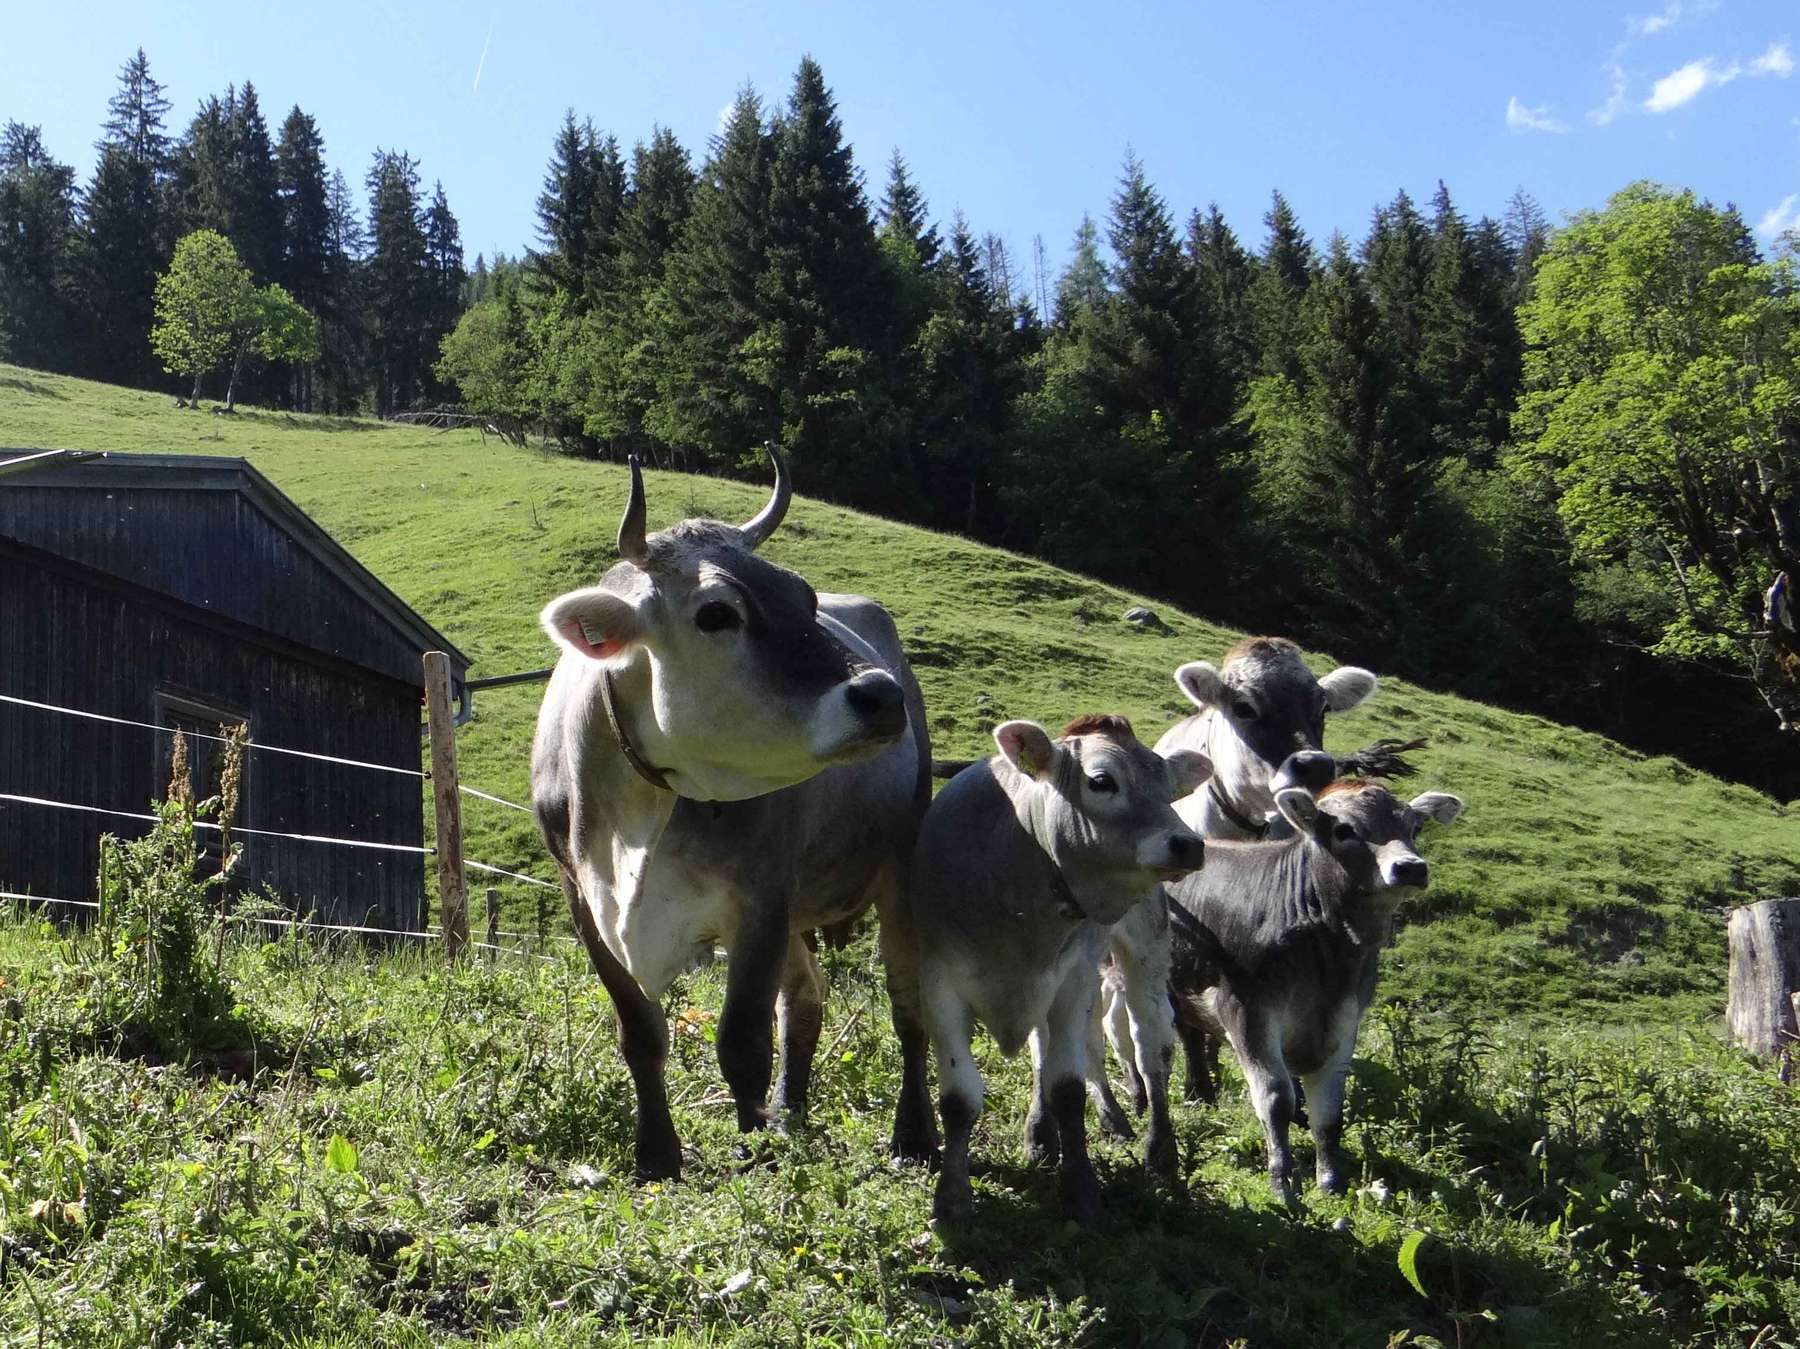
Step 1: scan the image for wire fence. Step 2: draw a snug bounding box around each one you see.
[0,682,572,962]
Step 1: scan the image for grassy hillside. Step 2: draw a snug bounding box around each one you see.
[2,363,1796,1025]
[3,367,1799,1347]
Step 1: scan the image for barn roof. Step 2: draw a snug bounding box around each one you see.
[0,451,470,690]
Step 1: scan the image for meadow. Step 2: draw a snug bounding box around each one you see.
[1,366,1797,1345]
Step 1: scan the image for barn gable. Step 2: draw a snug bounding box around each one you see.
[0,452,468,691]
[0,450,471,928]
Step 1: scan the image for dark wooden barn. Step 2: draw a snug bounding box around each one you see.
[0,451,471,930]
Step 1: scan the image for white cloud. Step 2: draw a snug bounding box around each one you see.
[715,101,735,134]
[1630,1,1684,37]
[1757,193,1800,239]
[1645,57,1727,111]
[1506,96,1568,133]
[1590,62,1630,124]
[1645,41,1794,112]
[1750,42,1794,78]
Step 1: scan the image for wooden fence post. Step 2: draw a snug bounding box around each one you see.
[536,884,549,953]
[424,652,468,962]
[485,886,499,966]
[1727,898,1800,1076]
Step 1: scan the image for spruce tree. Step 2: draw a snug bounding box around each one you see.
[421,180,466,398]
[1363,188,1433,376]
[227,83,282,282]
[645,88,774,462]
[363,149,429,413]
[880,150,940,269]
[1248,190,1313,383]
[275,107,331,406]
[99,48,173,174]
[580,131,628,303]
[1187,204,1255,388]
[759,56,895,498]
[72,146,163,384]
[618,127,695,288]
[318,167,366,410]
[1053,214,1108,325]
[0,123,78,370]
[533,112,596,298]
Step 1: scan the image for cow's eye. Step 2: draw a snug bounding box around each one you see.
[1232,700,1257,720]
[1086,772,1118,794]
[1332,822,1358,844]
[694,601,740,633]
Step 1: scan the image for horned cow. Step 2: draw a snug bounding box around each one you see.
[531,449,930,1180]
[892,714,1209,1225]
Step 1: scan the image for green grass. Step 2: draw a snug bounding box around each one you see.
[2,915,1796,1347]
[2,366,1799,1345]
[3,363,1793,1027]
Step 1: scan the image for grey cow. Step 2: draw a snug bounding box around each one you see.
[1165,778,1462,1203]
[532,449,930,1180]
[894,714,1209,1226]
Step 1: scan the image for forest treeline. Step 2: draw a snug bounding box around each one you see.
[0,49,463,414]
[3,54,1796,795]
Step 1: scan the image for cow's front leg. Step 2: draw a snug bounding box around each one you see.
[1024,1030,1061,1167]
[1301,1037,1357,1195]
[926,982,982,1226]
[1043,967,1102,1223]
[568,885,681,1181]
[772,930,824,1126]
[1233,1017,1297,1205]
[717,896,790,1134]
[1113,934,1179,1182]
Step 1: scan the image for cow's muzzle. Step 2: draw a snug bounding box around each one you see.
[843,668,907,740]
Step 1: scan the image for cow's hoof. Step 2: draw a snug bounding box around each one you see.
[1097,1101,1136,1141]
[1316,1169,1348,1196]
[890,1126,938,1168]
[932,1179,974,1228]
[1023,1139,1060,1169]
[1268,1176,1300,1210]
[634,1152,681,1184]
[1144,1129,1179,1183]
[1059,1167,1103,1225]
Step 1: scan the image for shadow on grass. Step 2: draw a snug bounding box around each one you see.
[236,409,390,434]
[924,1159,1653,1348]
[0,375,65,399]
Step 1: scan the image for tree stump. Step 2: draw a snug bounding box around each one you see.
[1727,899,1800,1079]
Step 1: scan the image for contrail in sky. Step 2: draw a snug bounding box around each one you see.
[473,19,494,94]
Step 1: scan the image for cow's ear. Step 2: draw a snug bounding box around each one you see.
[1162,749,1213,796]
[994,720,1057,780]
[1320,665,1379,712]
[1174,661,1227,711]
[541,587,644,663]
[1409,791,1464,826]
[1273,786,1319,834]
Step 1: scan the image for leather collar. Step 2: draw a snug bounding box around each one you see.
[1208,779,1270,840]
[599,669,674,793]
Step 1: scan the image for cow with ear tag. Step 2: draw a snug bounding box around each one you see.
[891,714,1209,1226]
[532,447,930,1181]
[1163,778,1463,1204]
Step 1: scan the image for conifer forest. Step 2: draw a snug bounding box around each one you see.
[3,50,1798,799]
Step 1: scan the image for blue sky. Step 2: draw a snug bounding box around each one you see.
[5,0,1796,285]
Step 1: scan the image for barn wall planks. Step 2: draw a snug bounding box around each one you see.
[0,544,426,928]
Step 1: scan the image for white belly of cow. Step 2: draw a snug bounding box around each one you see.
[580,856,741,999]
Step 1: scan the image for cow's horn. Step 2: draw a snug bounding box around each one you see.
[617,455,649,565]
[737,441,790,551]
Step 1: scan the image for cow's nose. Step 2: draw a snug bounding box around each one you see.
[1166,833,1204,869]
[1277,750,1335,794]
[1387,858,1429,889]
[844,669,906,736]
